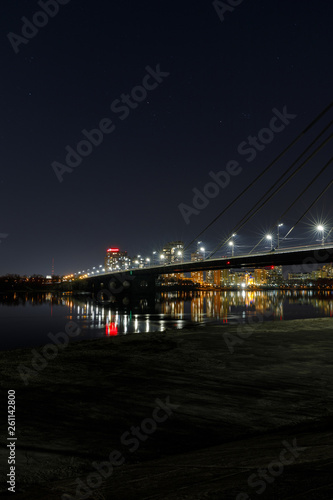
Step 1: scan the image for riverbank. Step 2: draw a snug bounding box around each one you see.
[0,318,332,499]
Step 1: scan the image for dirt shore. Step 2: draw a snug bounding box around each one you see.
[0,318,332,499]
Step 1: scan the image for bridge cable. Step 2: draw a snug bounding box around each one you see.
[184,102,333,253]
[325,227,333,242]
[248,156,333,253]
[207,130,333,258]
[278,178,333,244]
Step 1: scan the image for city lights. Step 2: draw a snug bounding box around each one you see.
[277,223,283,249]
[228,240,234,257]
[266,234,273,251]
[64,227,333,281]
[316,224,325,245]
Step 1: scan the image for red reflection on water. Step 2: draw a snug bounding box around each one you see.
[106,323,118,336]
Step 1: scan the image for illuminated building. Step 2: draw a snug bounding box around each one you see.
[206,270,214,284]
[221,269,230,286]
[214,270,222,286]
[318,264,333,278]
[266,265,283,285]
[287,272,311,283]
[104,248,130,271]
[161,241,184,264]
[206,270,222,286]
[254,269,268,285]
[132,255,146,268]
[190,252,204,284]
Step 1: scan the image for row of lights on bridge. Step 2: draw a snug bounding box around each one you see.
[65,223,329,280]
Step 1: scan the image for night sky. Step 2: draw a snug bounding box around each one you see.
[1,0,332,276]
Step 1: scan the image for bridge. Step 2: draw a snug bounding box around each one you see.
[72,244,333,302]
[119,244,333,275]
[80,243,333,279]
[69,102,333,297]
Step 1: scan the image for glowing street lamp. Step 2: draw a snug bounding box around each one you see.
[228,240,234,257]
[177,250,183,263]
[317,224,325,245]
[277,223,283,249]
[266,234,273,251]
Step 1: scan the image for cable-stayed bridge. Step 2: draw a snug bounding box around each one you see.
[71,101,333,294]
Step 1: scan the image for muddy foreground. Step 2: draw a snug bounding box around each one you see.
[0,318,332,499]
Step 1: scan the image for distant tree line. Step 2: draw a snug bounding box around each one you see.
[0,274,61,291]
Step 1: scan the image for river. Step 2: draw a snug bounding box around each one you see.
[0,289,332,350]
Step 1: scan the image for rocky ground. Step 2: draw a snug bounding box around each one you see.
[0,318,333,499]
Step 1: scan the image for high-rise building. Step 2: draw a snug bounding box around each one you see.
[254,269,268,285]
[104,248,130,271]
[318,263,333,278]
[161,241,184,264]
[267,265,283,285]
[221,269,230,286]
[214,270,222,286]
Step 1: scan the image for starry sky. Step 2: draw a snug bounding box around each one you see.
[1,0,332,275]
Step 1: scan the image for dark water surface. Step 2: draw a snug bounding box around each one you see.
[0,290,332,350]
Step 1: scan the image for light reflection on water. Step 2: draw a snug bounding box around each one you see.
[0,290,332,349]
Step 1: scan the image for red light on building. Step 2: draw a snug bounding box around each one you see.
[227,261,230,265]
[106,323,118,336]
[107,248,120,253]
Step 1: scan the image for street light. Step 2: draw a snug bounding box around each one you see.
[266,234,273,251]
[317,224,325,245]
[277,223,283,249]
[177,250,183,263]
[228,240,234,257]
[146,258,150,267]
